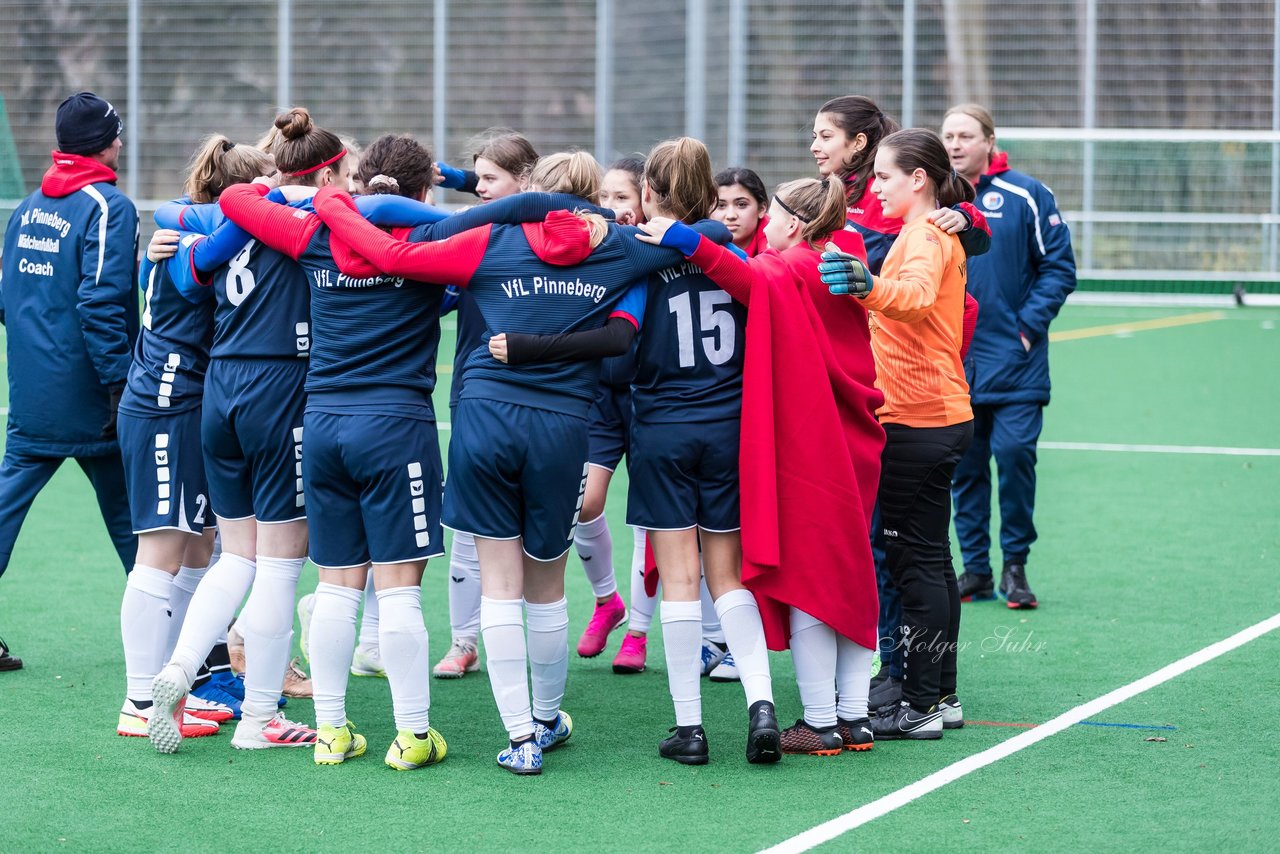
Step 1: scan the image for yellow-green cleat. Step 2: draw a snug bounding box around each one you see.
[314,720,367,765]
[385,727,448,770]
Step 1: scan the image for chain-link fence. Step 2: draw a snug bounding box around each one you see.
[1,0,1277,286]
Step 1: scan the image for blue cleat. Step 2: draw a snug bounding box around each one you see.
[191,677,243,720]
[497,740,542,775]
[532,711,573,752]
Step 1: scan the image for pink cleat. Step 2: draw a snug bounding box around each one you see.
[611,632,647,674]
[577,592,627,658]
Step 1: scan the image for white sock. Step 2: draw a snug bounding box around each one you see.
[700,575,724,644]
[168,552,255,685]
[480,596,532,741]
[448,531,482,643]
[660,599,703,726]
[574,513,617,598]
[835,635,874,721]
[237,555,304,721]
[789,608,837,728]
[377,586,432,732]
[310,582,361,728]
[358,572,379,649]
[525,598,569,724]
[627,528,658,633]
[121,565,175,702]
[714,588,773,706]
[165,563,207,662]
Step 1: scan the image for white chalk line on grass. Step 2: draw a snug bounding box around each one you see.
[761,611,1280,854]
[1040,441,1280,457]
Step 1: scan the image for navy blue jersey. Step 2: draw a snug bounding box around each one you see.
[169,203,312,361]
[456,225,674,415]
[298,228,444,407]
[632,221,746,423]
[216,184,445,410]
[119,235,214,416]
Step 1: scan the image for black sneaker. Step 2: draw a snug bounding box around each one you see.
[870,702,943,740]
[660,724,709,765]
[745,700,782,764]
[837,717,875,752]
[958,571,996,602]
[780,719,843,755]
[0,638,22,672]
[999,563,1038,609]
[868,675,902,713]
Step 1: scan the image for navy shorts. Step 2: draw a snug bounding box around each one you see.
[303,409,445,568]
[202,358,308,523]
[118,408,213,534]
[586,383,632,471]
[626,417,741,532]
[443,398,589,562]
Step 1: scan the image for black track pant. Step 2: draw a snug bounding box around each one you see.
[878,420,973,710]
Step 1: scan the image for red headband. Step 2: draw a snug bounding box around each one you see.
[284,148,346,177]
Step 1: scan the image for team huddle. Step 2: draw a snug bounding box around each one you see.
[0,90,1075,775]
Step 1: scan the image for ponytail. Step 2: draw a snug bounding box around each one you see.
[183,134,275,203]
[528,151,604,203]
[644,137,717,224]
[357,134,434,199]
[879,128,975,208]
[774,176,848,248]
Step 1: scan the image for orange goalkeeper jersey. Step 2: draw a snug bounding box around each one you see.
[860,216,972,428]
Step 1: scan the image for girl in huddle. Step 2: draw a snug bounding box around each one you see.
[571,157,645,669]
[712,167,770,258]
[217,131,456,770]
[636,176,883,756]
[432,130,541,681]
[150,108,350,753]
[626,138,779,767]
[818,128,976,741]
[116,136,274,743]
[308,150,715,775]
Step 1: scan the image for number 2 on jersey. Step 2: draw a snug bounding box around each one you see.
[226,240,258,306]
[668,289,737,368]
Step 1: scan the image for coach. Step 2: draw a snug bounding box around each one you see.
[941,103,1076,609]
[0,93,139,625]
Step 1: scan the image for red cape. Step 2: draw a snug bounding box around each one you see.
[667,232,884,650]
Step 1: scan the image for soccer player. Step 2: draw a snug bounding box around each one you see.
[637,176,883,756]
[217,132,461,770]
[310,172,717,774]
[625,138,780,766]
[432,130,541,680]
[942,103,1077,610]
[116,136,275,741]
[712,167,770,257]
[811,95,988,714]
[818,129,976,740]
[148,108,348,753]
[0,94,138,664]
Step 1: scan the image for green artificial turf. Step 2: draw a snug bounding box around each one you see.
[1,305,1277,852]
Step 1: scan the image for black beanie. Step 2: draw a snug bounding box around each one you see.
[55,92,123,155]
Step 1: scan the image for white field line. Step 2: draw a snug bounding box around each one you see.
[761,611,1280,854]
[1040,441,1280,457]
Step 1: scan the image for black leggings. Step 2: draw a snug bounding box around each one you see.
[878,420,973,710]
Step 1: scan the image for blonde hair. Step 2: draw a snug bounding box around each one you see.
[644,137,717,225]
[183,134,275,203]
[528,151,603,203]
[573,211,610,248]
[774,177,848,248]
[943,103,998,166]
